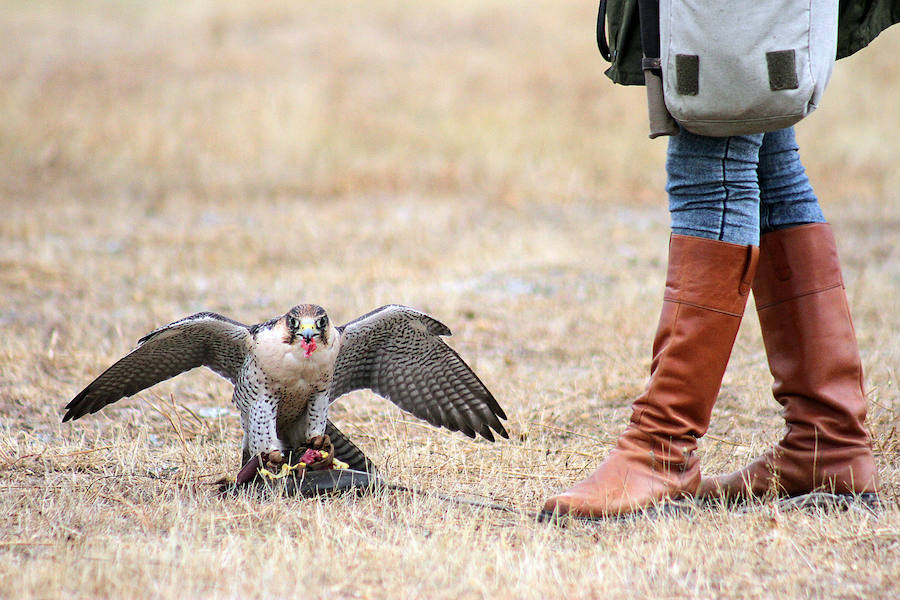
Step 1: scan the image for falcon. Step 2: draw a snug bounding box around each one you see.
[63,304,507,482]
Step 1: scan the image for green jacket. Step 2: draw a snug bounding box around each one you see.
[602,0,900,86]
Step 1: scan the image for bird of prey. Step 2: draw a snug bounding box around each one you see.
[63,304,507,482]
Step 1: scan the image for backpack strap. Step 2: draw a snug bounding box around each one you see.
[596,0,611,61]
[636,0,660,69]
[637,0,678,137]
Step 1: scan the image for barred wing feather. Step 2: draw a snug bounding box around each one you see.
[62,312,250,422]
[329,305,507,441]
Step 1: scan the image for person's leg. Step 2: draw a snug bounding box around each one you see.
[757,127,825,233]
[699,128,878,500]
[667,128,764,245]
[543,129,760,518]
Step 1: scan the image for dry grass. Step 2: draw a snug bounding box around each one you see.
[1,1,898,598]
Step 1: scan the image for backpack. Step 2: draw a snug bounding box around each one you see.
[659,0,839,137]
[598,0,841,138]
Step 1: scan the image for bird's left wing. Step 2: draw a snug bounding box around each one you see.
[330,305,508,441]
[63,312,251,422]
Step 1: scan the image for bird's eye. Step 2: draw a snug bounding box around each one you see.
[315,316,327,330]
[288,316,299,331]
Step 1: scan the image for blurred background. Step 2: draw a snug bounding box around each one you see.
[5,1,895,205]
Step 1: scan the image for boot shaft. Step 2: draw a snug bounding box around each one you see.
[543,235,760,517]
[632,235,759,450]
[753,223,869,450]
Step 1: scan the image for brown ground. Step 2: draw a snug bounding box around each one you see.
[1,2,898,598]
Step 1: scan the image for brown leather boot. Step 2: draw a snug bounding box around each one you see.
[542,235,759,518]
[698,223,879,500]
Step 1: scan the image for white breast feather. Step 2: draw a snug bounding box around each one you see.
[253,324,340,391]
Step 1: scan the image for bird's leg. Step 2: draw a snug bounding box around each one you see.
[304,391,329,445]
[240,420,251,467]
[248,397,284,471]
[295,391,334,470]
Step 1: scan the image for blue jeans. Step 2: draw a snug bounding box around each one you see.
[666,127,825,246]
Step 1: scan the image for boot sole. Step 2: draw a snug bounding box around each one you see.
[537,499,696,524]
[697,491,881,514]
[538,492,881,524]
[775,492,880,513]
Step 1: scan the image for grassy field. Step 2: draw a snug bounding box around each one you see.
[1,1,898,598]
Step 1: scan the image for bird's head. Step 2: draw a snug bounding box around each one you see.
[285,304,332,357]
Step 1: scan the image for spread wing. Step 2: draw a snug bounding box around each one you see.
[329,305,508,441]
[63,312,251,422]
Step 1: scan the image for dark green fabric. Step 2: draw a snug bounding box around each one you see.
[601,0,900,86]
[837,0,900,59]
[602,0,643,85]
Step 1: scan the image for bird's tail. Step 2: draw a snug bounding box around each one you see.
[325,420,377,474]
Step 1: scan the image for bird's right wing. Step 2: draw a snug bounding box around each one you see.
[63,312,251,422]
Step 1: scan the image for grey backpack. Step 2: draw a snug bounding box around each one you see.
[658,0,839,137]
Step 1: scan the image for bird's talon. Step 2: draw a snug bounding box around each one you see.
[333,458,349,470]
[308,434,331,451]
